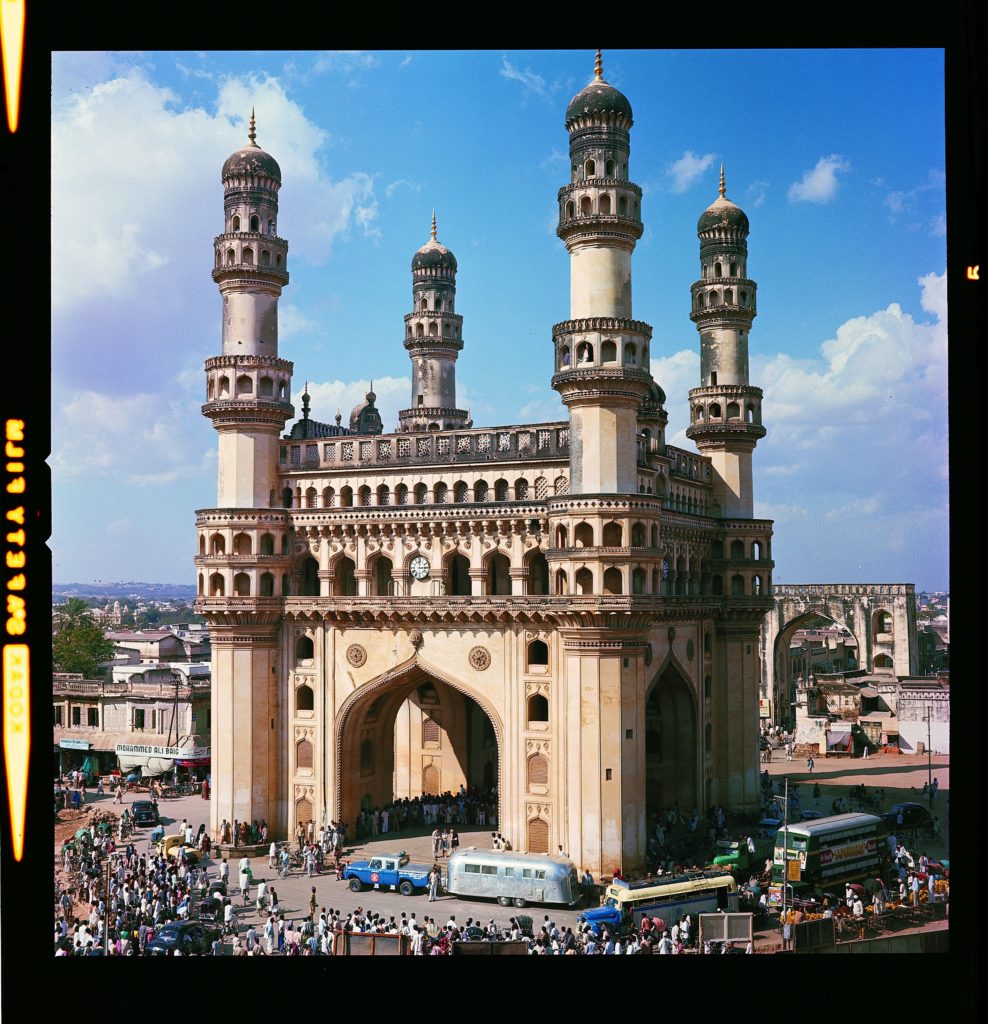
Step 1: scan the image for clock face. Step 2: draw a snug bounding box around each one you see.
[410,556,430,581]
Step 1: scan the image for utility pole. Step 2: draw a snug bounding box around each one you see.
[926,703,933,807]
[772,777,790,947]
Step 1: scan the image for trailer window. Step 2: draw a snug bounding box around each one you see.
[535,870,546,880]
[464,864,481,873]
[504,868,515,876]
[481,865,498,875]
[522,869,532,878]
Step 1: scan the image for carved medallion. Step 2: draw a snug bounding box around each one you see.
[346,644,367,668]
[409,629,424,649]
[469,646,492,671]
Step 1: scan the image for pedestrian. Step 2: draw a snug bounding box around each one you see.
[806,756,814,773]
[932,777,939,802]
[309,886,318,921]
[428,865,440,902]
[909,874,920,908]
[269,840,278,869]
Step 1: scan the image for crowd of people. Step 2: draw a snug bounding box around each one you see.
[352,785,498,840]
[54,819,218,956]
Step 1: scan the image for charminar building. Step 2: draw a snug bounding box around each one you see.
[195,52,774,875]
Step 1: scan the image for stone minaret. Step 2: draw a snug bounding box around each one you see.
[204,110,294,506]
[551,50,652,494]
[199,113,293,841]
[685,165,765,518]
[397,213,470,432]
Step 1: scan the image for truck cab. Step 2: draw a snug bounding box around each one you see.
[342,851,432,896]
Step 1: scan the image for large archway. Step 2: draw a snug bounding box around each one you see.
[336,657,501,834]
[772,611,860,729]
[645,661,697,824]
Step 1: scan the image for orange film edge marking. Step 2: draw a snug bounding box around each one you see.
[3,643,29,860]
[0,0,24,133]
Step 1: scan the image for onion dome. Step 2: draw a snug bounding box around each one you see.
[565,50,633,127]
[697,164,749,234]
[411,211,457,272]
[349,383,383,435]
[222,109,282,183]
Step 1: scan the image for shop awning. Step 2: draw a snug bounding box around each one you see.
[858,686,879,698]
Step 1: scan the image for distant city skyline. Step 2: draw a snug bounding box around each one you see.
[51,49,948,589]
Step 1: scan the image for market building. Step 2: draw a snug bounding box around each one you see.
[52,662,211,781]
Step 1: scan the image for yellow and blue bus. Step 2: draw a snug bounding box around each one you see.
[578,871,738,934]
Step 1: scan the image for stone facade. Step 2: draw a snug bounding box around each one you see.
[194,60,773,876]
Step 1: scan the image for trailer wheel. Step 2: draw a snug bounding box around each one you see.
[349,878,365,893]
[497,896,512,907]
[399,880,415,897]
[512,897,527,908]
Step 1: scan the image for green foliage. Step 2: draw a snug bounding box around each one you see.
[53,603,115,677]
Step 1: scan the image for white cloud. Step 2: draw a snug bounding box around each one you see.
[787,155,850,203]
[824,495,881,520]
[666,151,716,194]
[385,178,422,200]
[500,56,547,99]
[745,179,770,208]
[280,304,319,339]
[301,376,409,433]
[929,214,946,237]
[51,389,211,485]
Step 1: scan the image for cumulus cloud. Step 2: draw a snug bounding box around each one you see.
[787,155,850,203]
[51,65,382,406]
[666,151,716,194]
[51,389,210,485]
[500,56,547,99]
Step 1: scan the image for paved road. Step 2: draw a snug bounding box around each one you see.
[95,751,950,945]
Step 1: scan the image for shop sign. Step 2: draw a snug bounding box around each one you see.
[59,738,90,750]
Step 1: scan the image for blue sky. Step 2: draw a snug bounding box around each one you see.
[50,49,948,588]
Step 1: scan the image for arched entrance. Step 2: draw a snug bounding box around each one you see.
[772,611,860,729]
[645,661,697,823]
[336,657,501,832]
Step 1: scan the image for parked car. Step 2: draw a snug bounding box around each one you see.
[131,800,160,827]
[145,921,221,956]
[881,802,934,832]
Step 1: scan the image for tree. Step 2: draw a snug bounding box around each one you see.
[53,600,115,677]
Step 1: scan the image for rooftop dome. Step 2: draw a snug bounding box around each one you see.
[565,50,633,127]
[697,165,749,234]
[222,110,282,183]
[412,212,457,272]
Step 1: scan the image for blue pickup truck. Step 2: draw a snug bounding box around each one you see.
[342,851,432,896]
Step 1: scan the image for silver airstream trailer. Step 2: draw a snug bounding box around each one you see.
[444,848,582,908]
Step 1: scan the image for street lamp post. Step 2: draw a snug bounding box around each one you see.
[772,778,790,947]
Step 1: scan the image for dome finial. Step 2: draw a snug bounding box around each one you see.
[719,162,726,197]
[431,209,437,241]
[335,408,342,426]
[248,107,257,146]
[594,49,604,81]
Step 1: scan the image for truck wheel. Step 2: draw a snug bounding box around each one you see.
[497,896,512,907]
[349,878,365,893]
[512,897,527,908]
[398,880,415,897]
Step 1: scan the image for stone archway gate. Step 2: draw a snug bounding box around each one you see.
[760,584,918,722]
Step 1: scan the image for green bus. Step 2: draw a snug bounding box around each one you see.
[768,813,887,905]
